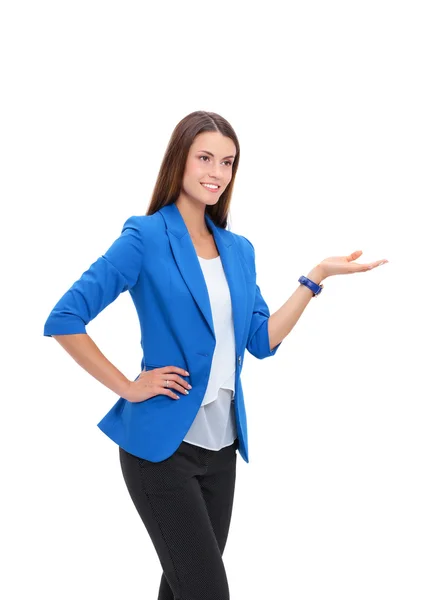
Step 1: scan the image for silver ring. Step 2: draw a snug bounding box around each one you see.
[165,379,169,388]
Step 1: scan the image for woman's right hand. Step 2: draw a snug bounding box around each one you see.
[124,365,192,403]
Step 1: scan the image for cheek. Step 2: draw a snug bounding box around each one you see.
[223,174,232,189]
[182,168,201,190]
[185,158,204,179]
[185,174,204,194]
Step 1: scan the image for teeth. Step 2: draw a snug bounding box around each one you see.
[202,183,219,189]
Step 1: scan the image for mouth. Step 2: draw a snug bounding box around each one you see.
[200,182,220,193]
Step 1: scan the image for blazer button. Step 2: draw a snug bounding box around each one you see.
[238,356,242,365]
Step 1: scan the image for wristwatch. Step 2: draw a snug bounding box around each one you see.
[298,275,324,297]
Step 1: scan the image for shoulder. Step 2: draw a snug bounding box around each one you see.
[120,213,165,247]
[121,212,163,235]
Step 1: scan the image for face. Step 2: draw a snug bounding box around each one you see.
[179,131,236,208]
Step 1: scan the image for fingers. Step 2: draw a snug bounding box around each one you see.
[158,369,191,390]
[159,365,190,376]
[160,386,181,400]
[367,259,389,270]
[161,376,191,395]
[154,367,192,400]
[135,366,192,402]
[159,382,190,400]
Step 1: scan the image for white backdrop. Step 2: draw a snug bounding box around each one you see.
[2,1,436,598]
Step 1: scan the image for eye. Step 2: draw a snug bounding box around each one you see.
[199,155,233,167]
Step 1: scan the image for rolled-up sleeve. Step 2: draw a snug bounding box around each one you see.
[43,215,144,337]
[240,235,282,360]
[246,283,282,359]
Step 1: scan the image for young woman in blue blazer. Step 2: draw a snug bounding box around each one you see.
[44,110,388,599]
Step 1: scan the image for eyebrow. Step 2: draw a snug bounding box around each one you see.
[197,150,235,160]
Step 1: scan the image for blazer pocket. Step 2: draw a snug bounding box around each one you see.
[144,362,166,370]
[144,362,189,372]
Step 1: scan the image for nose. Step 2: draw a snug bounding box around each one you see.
[208,162,221,178]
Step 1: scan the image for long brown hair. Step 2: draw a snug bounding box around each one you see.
[146,111,240,229]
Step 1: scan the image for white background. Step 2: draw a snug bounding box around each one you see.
[2,1,436,598]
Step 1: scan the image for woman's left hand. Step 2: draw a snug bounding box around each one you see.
[318,250,389,279]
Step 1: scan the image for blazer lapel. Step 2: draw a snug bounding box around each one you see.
[159,202,247,353]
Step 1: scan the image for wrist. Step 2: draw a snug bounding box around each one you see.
[306,265,326,285]
[118,378,133,400]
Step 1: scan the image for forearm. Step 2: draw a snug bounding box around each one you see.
[52,333,131,398]
[268,266,326,351]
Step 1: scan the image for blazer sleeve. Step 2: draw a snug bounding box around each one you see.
[43,215,144,337]
[240,235,282,360]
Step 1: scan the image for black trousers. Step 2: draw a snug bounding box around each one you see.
[119,438,239,600]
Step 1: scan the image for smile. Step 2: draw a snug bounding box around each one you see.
[201,183,220,192]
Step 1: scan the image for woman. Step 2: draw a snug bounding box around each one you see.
[44,110,388,599]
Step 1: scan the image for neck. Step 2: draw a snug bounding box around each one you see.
[174,198,211,238]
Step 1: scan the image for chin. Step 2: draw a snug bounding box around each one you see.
[195,195,221,207]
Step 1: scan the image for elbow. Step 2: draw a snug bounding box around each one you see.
[44,311,87,337]
[246,319,282,359]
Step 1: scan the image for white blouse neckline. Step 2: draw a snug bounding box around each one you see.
[197,255,220,261]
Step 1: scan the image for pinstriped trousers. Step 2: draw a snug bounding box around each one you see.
[119,437,238,600]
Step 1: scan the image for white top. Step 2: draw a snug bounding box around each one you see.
[182,254,238,450]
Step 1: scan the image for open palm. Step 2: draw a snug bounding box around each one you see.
[319,250,389,279]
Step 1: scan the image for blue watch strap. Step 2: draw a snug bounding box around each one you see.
[298,275,324,297]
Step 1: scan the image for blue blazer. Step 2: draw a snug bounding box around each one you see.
[43,202,282,463]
